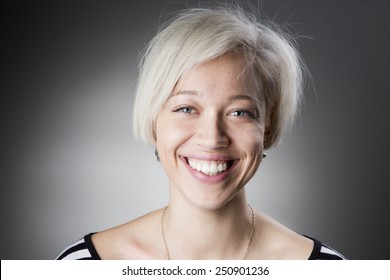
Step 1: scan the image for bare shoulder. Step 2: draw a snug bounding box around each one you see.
[91,209,165,259]
[250,212,314,260]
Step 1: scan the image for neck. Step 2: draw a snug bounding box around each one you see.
[162,189,254,259]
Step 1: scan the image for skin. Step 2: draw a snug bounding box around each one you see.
[156,53,265,211]
[91,54,314,259]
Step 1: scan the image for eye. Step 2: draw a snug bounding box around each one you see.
[172,105,195,114]
[229,109,259,119]
[231,110,246,117]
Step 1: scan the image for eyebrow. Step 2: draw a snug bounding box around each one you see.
[228,94,260,105]
[169,90,200,98]
[170,90,259,104]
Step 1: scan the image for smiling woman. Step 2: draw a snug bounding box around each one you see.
[56,4,346,260]
[155,54,265,210]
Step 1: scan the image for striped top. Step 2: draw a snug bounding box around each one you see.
[56,233,347,260]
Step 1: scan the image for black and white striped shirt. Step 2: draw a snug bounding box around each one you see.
[56,233,347,260]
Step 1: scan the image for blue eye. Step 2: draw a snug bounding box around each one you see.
[231,110,246,117]
[230,109,258,119]
[173,106,194,114]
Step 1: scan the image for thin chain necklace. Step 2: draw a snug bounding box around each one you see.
[160,204,255,260]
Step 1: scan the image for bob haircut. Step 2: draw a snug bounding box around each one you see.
[133,5,305,150]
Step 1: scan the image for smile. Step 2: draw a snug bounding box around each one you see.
[184,157,234,176]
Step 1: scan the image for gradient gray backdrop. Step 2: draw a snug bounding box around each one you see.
[2,0,389,259]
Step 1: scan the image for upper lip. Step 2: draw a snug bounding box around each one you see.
[180,154,236,161]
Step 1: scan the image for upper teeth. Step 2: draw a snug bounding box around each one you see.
[188,158,228,176]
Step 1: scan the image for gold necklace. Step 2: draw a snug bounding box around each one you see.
[160,204,255,260]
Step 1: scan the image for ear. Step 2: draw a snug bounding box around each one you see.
[152,118,157,144]
[263,125,271,150]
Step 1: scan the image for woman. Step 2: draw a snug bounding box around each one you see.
[57,5,346,260]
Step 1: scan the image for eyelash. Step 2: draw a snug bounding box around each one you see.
[172,106,259,119]
[230,109,259,119]
[172,105,195,114]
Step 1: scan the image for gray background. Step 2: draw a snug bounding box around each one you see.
[2,0,389,260]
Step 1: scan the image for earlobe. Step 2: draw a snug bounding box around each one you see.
[152,120,158,145]
[263,126,270,149]
[155,149,160,162]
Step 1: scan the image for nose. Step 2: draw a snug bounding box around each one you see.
[196,113,230,149]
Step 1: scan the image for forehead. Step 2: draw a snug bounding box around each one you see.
[173,54,260,99]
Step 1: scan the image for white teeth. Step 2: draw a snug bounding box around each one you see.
[187,158,230,176]
[210,163,217,174]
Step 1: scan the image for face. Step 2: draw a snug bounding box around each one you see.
[155,54,266,210]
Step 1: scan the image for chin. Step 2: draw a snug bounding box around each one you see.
[181,185,246,211]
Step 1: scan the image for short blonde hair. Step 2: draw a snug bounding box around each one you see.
[133,5,305,149]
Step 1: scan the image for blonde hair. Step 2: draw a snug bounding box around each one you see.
[133,5,305,149]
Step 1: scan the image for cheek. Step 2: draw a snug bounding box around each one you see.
[239,129,264,177]
[234,126,264,154]
[156,118,193,153]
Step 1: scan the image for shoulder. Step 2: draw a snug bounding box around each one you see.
[306,236,347,260]
[56,210,164,260]
[90,209,165,259]
[56,233,100,260]
[250,213,313,259]
[251,213,346,260]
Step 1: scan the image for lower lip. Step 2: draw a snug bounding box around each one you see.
[180,157,237,184]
